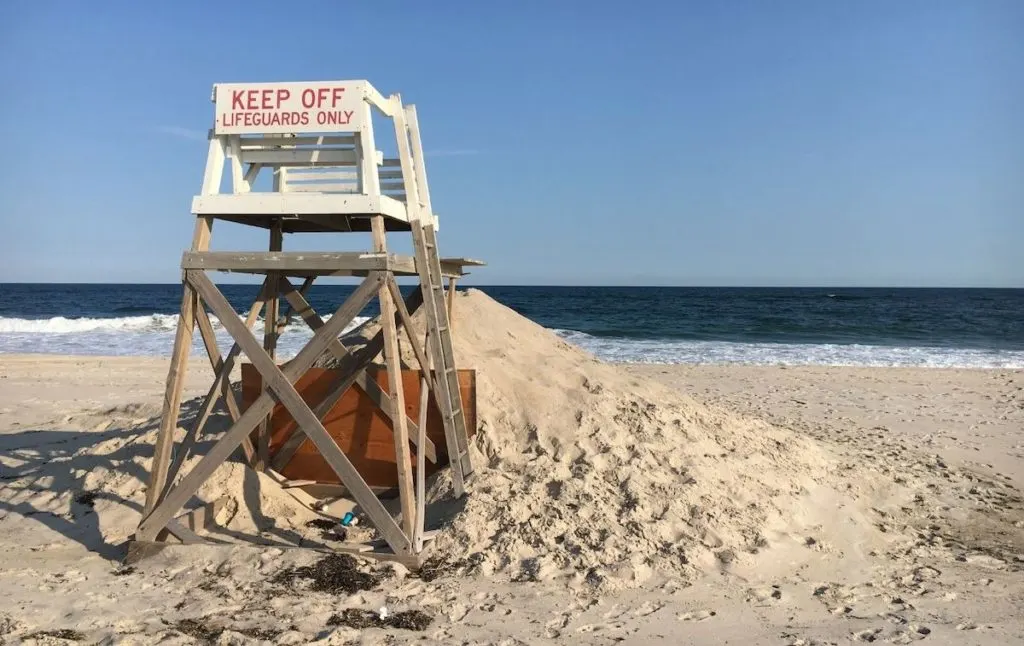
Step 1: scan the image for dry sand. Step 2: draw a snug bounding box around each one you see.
[1,289,1021,645]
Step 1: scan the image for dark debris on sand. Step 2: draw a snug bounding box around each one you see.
[305,518,346,541]
[167,618,282,645]
[412,554,464,582]
[170,618,221,643]
[25,628,86,641]
[327,608,433,631]
[272,553,384,594]
[74,492,97,507]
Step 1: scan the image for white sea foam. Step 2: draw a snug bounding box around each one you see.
[0,314,371,359]
[0,315,1020,369]
[553,330,1024,369]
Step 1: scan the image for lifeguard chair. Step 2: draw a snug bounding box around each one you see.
[132,79,483,566]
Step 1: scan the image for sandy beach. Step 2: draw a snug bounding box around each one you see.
[1,291,1022,645]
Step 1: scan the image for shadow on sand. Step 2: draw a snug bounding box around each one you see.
[0,384,467,561]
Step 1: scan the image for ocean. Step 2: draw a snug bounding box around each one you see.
[0,284,1022,368]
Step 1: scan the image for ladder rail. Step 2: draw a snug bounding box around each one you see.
[392,94,474,496]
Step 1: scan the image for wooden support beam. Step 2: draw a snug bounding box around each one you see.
[164,283,268,487]
[372,215,416,540]
[175,497,228,533]
[187,269,412,553]
[386,276,434,391]
[136,272,401,550]
[192,302,254,462]
[181,251,413,273]
[268,285,424,472]
[414,323,431,553]
[257,220,284,470]
[446,277,459,332]
[144,211,215,515]
[277,276,316,332]
[277,278,437,463]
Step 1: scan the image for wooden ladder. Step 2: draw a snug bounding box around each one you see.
[411,220,474,496]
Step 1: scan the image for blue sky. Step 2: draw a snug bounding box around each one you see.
[0,1,1021,287]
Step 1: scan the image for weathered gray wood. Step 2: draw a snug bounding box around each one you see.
[165,284,268,485]
[144,282,199,515]
[186,270,411,554]
[446,277,459,333]
[268,286,424,473]
[386,276,434,391]
[278,278,437,463]
[372,215,416,540]
[176,497,228,532]
[411,221,473,496]
[136,272,385,544]
[414,324,430,552]
[257,220,285,471]
[193,304,244,424]
[182,251,413,273]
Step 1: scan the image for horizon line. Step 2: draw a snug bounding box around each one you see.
[0,281,1020,290]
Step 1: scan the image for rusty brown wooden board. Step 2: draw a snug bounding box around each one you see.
[241,366,477,488]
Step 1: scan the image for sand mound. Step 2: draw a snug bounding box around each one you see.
[3,289,850,591]
[346,289,841,586]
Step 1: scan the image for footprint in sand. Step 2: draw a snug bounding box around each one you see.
[853,628,883,642]
[746,585,784,604]
[676,609,716,622]
[632,600,665,617]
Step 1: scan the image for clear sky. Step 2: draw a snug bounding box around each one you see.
[1,0,1021,287]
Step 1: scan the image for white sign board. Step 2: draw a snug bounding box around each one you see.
[213,81,367,134]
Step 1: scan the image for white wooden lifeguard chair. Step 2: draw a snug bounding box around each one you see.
[131,80,483,566]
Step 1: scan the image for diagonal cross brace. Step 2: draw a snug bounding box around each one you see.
[277,277,437,463]
[269,285,425,473]
[137,271,411,554]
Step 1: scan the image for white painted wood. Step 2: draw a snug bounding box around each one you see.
[390,95,424,224]
[191,193,409,220]
[213,80,372,135]
[357,101,380,197]
[286,183,358,193]
[406,105,436,228]
[240,148,358,166]
[362,83,395,117]
[229,136,253,193]
[286,170,358,182]
[239,135,357,148]
[243,163,262,185]
[200,137,227,195]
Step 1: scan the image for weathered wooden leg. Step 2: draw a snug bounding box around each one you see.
[143,216,213,515]
[414,323,430,552]
[256,219,284,471]
[446,277,458,333]
[137,272,386,544]
[372,216,416,539]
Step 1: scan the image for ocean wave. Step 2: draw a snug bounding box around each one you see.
[0,314,370,335]
[0,314,372,358]
[0,314,182,333]
[553,329,1024,369]
[1,315,1020,369]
